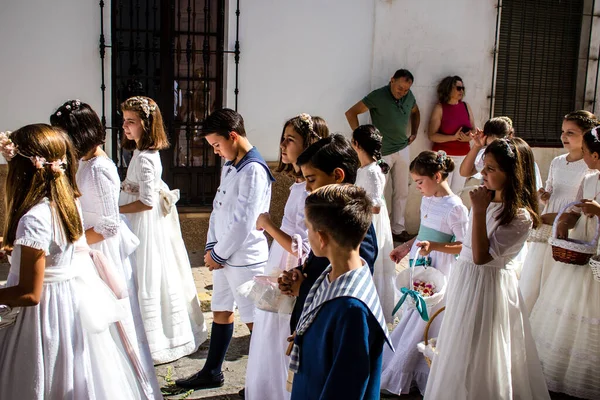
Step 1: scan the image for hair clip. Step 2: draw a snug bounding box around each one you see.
[435,150,447,165]
[499,138,515,158]
[0,131,17,161]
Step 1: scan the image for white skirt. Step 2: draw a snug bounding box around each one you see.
[372,202,397,324]
[0,258,144,399]
[519,241,554,313]
[90,217,162,398]
[530,260,600,399]
[424,259,550,400]
[120,190,207,364]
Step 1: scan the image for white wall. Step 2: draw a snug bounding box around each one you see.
[0,0,103,163]
[226,0,376,160]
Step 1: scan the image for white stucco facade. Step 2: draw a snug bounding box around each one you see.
[2,0,600,229]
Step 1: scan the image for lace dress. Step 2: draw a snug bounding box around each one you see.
[356,162,396,323]
[0,199,144,399]
[77,156,161,397]
[380,194,468,395]
[424,204,549,400]
[520,154,589,312]
[119,149,207,364]
[529,171,600,399]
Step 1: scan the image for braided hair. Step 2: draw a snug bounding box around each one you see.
[409,150,455,180]
[351,125,390,174]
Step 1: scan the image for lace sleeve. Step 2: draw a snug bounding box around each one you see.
[489,209,532,260]
[360,167,384,207]
[90,163,121,238]
[138,153,157,206]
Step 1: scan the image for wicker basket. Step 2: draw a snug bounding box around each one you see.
[417,306,446,368]
[527,223,553,243]
[589,256,600,282]
[548,202,600,265]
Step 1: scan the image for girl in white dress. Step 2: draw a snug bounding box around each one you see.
[529,126,600,399]
[424,139,549,400]
[351,124,397,323]
[380,150,468,395]
[0,124,144,399]
[50,100,162,398]
[118,96,207,364]
[244,114,327,400]
[520,111,595,312]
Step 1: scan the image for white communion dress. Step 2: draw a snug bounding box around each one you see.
[0,199,145,399]
[119,149,207,364]
[77,155,161,398]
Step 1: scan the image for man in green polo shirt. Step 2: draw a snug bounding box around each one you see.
[345,69,420,242]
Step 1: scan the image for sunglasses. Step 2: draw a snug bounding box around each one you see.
[455,86,465,91]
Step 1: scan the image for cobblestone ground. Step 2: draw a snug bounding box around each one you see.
[0,252,582,400]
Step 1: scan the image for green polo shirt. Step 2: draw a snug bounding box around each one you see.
[362,85,416,156]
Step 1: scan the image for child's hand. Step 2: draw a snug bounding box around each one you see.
[538,188,551,202]
[469,186,493,212]
[416,240,432,256]
[278,269,303,296]
[472,128,485,148]
[204,251,223,271]
[390,243,411,263]
[556,218,570,240]
[577,198,600,218]
[256,212,272,231]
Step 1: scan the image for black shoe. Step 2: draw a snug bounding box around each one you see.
[238,388,245,398]
[175,371,224,390]
[392,231,415,243]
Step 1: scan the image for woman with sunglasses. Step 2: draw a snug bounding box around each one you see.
[428,75,475,193]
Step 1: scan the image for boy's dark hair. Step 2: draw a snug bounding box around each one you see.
[201,108,246,138]
[392,69,414,82]
[409,150,455,180]
[352,125,390,174]
[50,100,106,159]
[437,75,464,104]
[305,184,372,249]
[296,134,359,184]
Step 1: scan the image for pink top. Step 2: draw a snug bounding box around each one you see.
[432,101,472,156]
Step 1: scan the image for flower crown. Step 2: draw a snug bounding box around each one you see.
[298,113,314,132]
[0,131,67,173]
[591,127,600,141]
[54,99,82,117]
[125,96,156,118]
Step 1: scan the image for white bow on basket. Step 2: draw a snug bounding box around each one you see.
[159,189,180,217]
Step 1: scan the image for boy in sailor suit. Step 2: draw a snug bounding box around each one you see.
[176,108,274,390]
[288,184,392,399]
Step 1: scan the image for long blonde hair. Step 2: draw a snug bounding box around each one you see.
[2,124,82,250]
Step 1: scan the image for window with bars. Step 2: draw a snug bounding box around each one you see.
[104,0,230,206]
[493,0,587,147]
